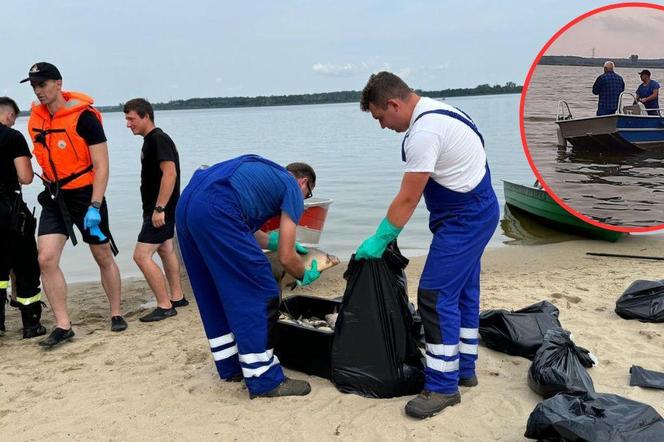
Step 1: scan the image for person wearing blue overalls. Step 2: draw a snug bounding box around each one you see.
[176,155,321,398]
[356,72,499,419]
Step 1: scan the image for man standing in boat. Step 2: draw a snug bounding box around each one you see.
[636,70,660,116]
[592,61,624,116]
[356,71,499,419]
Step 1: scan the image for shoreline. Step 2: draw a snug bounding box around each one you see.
[2,236,663,440]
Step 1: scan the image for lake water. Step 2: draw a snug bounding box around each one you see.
[16,94,531,282]
[524,64,664,227]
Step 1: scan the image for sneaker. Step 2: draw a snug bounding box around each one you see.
[171,297,189,308]
[405,390,461,419]
[459,376,478,387]
[111,316,128,331]
[139,307,177,322]
[250,377,311,399]
[39,327,75,348]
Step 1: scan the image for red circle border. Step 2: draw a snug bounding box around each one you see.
[519,2,664,233]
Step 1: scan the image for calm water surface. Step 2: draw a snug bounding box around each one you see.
[16,94,530,281]
[524,64,664,227]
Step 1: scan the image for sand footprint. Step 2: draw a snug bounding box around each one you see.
[550,292,582,304]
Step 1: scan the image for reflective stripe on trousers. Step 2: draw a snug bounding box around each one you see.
[418,169,499,394]
[176,170,284,396]
[15,291,42,306]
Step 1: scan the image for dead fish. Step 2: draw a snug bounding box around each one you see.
[324,313,338,328]
[266,247,340,293]
[279,312,334,332]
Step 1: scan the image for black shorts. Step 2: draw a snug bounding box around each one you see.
[137,211,175,244]
[37,185,112,245]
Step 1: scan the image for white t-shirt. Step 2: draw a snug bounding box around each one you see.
[403,97,486,193]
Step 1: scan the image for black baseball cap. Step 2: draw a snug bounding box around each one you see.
[20,62,62,84]
[638,69,651,76]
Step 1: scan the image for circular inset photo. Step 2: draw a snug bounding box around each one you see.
[521,3,664,232]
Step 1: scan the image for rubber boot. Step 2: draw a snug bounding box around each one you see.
[20,302,47,339]
[0,290,6,336]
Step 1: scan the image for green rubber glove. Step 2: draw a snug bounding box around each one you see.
[355,217,402,260]
[266,231,309,254]
[297,260,320,286]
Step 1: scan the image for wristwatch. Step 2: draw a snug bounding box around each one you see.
[154,205,165,213]
[90,201,102,210]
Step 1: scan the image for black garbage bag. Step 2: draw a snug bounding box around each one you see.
[615,280,664,323]
[525,391,664,441]
[630,365,664,390]
[479,300,561,359]
[527,327,596,398]
[331,242,425,398]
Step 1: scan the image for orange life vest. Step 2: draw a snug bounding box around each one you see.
[28,91,102,190]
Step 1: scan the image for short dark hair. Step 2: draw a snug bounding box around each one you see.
[360,71,412,111]
[286,162,316,187]
[0,96,20,115]
[123,98,154,121]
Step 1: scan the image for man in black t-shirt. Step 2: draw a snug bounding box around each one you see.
[0,97,46,339]
[124,98,187,322]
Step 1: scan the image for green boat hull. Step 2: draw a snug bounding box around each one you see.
[503,181,623,242]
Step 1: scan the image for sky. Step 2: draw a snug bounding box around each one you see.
[547,6,664,59]
[1,0,645,107]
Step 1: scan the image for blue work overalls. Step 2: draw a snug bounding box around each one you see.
[175,155,286,395]
[403,109,499,395]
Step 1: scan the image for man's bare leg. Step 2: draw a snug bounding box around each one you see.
[134,242,171,308]
[157,239,184,302]
[89,243,122,317]
[38,234,69,329]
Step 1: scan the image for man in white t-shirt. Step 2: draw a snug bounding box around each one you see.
[355,71,499,419]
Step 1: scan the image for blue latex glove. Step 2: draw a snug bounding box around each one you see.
[83,206,107,241]
[297,259,320,287]
[355,217,402,260]
[267,231,308,254]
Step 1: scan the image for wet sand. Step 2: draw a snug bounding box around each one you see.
[1,235,663,441]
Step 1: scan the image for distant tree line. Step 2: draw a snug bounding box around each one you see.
[540,55,664,68]
[96,82,522,113]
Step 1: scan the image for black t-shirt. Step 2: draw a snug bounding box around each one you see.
[140,128,180,216]
[76,110,107,145]
[0,124,32,191]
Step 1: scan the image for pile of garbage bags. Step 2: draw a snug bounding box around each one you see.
[477,298,664,440]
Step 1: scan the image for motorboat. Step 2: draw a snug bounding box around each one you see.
[555,92,664,151]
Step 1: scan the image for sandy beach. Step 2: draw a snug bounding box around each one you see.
[1,235,664,441]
